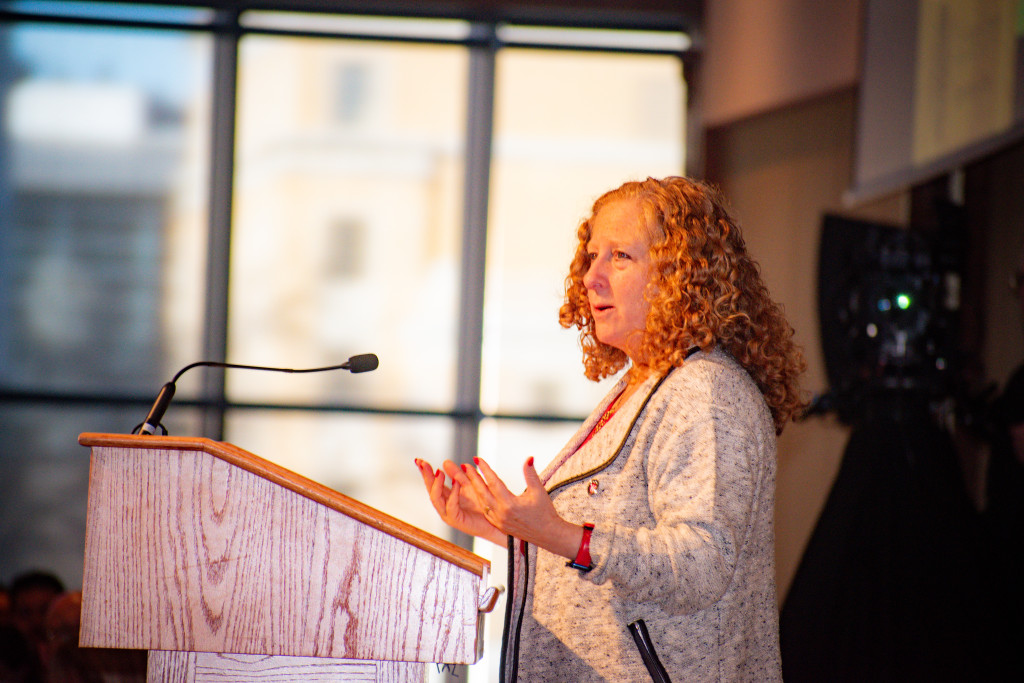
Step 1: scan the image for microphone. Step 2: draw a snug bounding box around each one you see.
[341,353,378,373]
[133,353,379,435]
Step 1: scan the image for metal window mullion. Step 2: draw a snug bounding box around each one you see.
[452,23,497,546]
[0,27,14,367]
[200,10,240,440]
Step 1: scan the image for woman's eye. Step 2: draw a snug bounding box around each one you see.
[613,250,630,260]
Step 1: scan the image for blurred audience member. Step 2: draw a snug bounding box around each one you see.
[42,590,146,683]
[984,245,1024,675]
[0,585,12,626]
[4,572,146,682]
[0,622,41,682]
[42,591,91,683]
[9,572,64,666]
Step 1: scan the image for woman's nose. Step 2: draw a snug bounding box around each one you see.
[583,259,602,290]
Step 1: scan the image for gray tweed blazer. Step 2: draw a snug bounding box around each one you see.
[501,348,782,682]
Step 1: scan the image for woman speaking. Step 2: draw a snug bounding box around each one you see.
[416,176,806,681]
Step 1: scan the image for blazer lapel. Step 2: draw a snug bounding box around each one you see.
[542,372,667,492]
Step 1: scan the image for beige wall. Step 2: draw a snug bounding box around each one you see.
[976,142,1024,390]
[701,0,872,602]
[705,88,908,600]
[702,0,861,128]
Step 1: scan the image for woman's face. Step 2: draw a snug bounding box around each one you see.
[582,198,653,363]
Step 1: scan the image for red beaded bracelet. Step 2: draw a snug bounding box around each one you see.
[566,523,595,572]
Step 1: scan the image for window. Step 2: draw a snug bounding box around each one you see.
[0,6,212,585]
[332,61,370,125]
[325,217,367,279]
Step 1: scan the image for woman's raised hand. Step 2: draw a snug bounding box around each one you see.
[461,457,583,560]
[414,458,506,545]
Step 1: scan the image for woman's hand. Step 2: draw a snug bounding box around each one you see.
[414,458,506,545]
[461,457,584,560]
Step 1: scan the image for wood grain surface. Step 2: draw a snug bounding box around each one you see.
[147,651,427,682]
[79,433,487,576]
[79,437,487,665]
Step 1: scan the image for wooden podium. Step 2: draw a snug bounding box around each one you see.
[78,433,495,682]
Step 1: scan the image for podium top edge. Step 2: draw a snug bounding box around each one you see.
[79,433,490,577]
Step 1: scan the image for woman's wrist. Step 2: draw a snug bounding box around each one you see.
[546,520,589,561]
[484,526,507,546]
[565,523,595,571]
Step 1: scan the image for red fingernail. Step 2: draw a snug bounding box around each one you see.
[435,469,442,478]
[473,457,480,465]
[460,463,468,472]
[527,456,534,467]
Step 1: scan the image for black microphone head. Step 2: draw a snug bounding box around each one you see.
[345,353,378,373]
[137,380,177,435]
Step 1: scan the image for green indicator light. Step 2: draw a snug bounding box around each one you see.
[895,293,912,310]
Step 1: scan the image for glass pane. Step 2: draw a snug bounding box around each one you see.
[230,35,467,411]
[224,410,453,540]
[483,49,685,417]
[0,403,202,589]
[0,21,211,395]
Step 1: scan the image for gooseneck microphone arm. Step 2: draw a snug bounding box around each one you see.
[133,353,379,436]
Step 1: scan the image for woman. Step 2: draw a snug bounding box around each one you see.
[416,176,806,681]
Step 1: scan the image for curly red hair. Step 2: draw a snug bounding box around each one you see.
[559,176,807,433]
